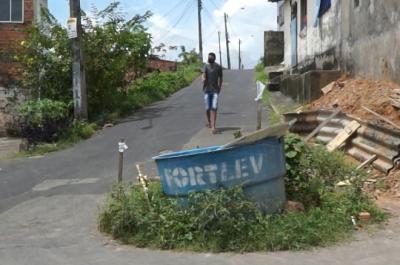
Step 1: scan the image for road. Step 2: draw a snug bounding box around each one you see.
[0,70,400,265]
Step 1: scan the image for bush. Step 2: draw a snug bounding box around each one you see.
[98,136,386,252]
[15,4,201,124]
[284,134,362,208]
[63,120,97,142]
[16,4,153,120]
[16,99,70,144]
[115,67,199,116]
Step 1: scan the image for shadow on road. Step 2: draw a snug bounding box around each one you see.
[117,105,173,128]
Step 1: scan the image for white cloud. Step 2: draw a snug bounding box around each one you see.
[148,13,198,60]
[204,0,277,68]
[147,0,277,67]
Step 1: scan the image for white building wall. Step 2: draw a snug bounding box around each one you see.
[278,0,292,67]
[279,0,340,69]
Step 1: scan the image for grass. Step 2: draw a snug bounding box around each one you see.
[254,61,302,125]
[98,135,386,252]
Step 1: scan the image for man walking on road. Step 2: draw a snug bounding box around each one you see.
[202,52,223,134]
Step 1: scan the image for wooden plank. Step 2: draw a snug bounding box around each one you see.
[326,120,361,152]
[356,154,378,170]
[304,109,341,143]
[321,81,335,95]
[362,106,400,131]
[256,100,262,130]
[222,123,288,149]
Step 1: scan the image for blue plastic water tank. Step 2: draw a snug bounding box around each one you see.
[153,137,287,213]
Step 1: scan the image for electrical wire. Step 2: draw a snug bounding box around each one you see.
[152,0,196,44]
[202,7,223,44]
[157,0,188,20]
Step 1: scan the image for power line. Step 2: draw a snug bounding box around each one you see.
[152,0,195,44]
[227,18,239,40]
[158,0,188,20]
[202,5,223,44]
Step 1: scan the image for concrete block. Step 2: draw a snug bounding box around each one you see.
[279,70,342,104]
[0,137,21,158]
[268,71,283,81]
[267,83,280,92]
[303,70,342,102]
[264,31,284,67]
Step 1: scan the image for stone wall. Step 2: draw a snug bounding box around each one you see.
[280,70,341,104]
[340,0,400,83]
[0,87,27,136]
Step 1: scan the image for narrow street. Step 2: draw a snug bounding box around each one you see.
[0,70,400,265]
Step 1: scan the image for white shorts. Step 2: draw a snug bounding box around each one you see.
[204,92,219,110]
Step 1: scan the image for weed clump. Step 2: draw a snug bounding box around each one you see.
[98,135,386,252]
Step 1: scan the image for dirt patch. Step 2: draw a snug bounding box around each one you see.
[311,76,400,128]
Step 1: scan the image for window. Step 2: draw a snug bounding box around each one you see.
[0,0,24,23]
[318,0,331,17]
[300,0,307,30]
[278,4,284,26]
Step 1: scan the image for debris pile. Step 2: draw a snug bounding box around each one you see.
[307,76,400,199]
[311,77,400,128]
[383,170,400,198]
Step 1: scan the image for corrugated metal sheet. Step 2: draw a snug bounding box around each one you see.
[284,110,400,173]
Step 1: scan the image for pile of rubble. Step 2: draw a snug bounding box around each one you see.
[288,76,400,200]
[311,76,400,129]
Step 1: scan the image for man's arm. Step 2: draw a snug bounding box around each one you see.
[202,65,207,89]
[218,66,223,93]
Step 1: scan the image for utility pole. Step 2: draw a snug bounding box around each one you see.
[218,31,222,67]
[238,39,242,70]
[197,0,203,62]
[69,0,88,120]
[224,13,231,70]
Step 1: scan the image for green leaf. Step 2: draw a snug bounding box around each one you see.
[286,151,298,158]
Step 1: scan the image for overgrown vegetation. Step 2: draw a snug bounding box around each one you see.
[98,135,386,252]
[9,99,97,156]
[10,2,201,153]
[254,58,301,125]
[254,58,271,110]
[255,58,267,84]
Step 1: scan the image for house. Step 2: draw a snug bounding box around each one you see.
[0,0,47,85]
[0,0,47,134]
[265,0,400,102]
[147,55,178,73]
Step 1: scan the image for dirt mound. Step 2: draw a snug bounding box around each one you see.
[311,76,400,127]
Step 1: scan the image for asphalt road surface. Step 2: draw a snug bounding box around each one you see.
[0,70,399,265]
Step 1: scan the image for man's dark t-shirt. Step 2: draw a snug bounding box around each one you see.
[203,63,223,93]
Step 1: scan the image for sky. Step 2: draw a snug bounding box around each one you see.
[49,0,277,69]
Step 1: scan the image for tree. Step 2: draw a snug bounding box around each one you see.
[16,2,153,119]
[178,46,201,66]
